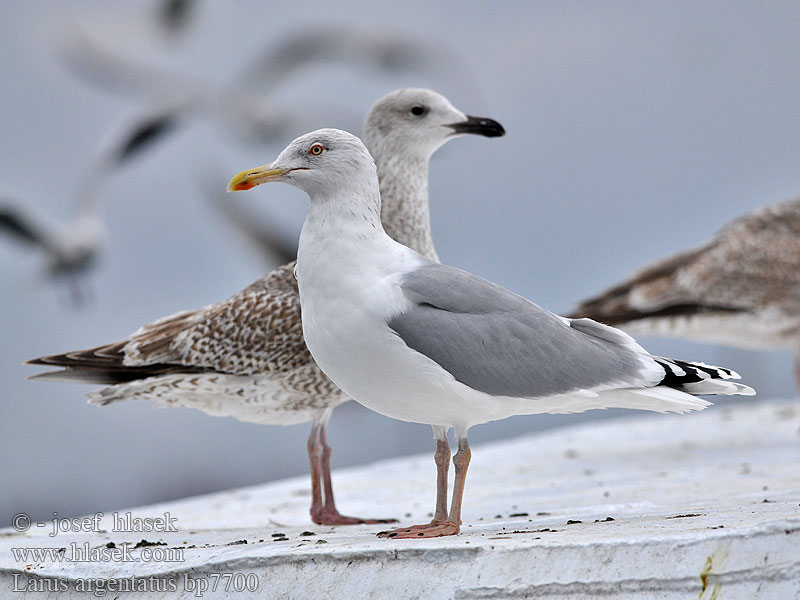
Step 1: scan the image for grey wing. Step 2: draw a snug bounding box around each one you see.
[389,263,659,399]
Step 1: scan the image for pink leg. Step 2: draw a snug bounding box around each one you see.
[380,438,450,534]
[379,437,470,539]
[308,419,396,526]
[432,437,451,522]
[307,422,325,523]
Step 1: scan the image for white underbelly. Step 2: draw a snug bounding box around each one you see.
[87,370,348,425]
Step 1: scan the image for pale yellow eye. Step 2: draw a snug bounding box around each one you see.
[308,144,324,156]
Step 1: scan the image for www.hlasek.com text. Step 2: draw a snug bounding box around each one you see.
[12,542,184,563]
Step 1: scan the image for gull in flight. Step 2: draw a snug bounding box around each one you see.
[55,23,471,159]
[0,177,105,307]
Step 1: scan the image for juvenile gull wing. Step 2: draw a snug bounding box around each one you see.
[571,198,800,324]
[29,263,313,381]
[389,263,661,399]
[126,262,310,373]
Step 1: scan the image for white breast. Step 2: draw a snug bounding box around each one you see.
[297,215,460,423]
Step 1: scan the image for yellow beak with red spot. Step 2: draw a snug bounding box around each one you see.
[227,165,288,191]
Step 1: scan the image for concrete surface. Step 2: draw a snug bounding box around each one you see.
[2,399,799,599]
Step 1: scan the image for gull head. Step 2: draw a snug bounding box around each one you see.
[227,128,376,196]
[363,88,505,158]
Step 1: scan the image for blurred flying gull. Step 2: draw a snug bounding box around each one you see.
[28,89,505,525]
[55,23,473,158]
[0,156,106,307]
[156,0,196,36]
[0,202,101,306]
[228,128,754,539]
[205,188,298,266]
[570,197,800,385]
[0,105,195,307]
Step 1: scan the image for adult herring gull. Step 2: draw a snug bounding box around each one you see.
[228,128,755,538]
[27,89,505,526]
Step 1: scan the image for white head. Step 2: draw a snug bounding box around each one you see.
[227,128,377,198]
[362,88,504,160]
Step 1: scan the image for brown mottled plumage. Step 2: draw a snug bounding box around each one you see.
[570,197,800,377]
[28,89,505,525]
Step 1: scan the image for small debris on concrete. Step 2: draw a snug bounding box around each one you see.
[134,539,166,549]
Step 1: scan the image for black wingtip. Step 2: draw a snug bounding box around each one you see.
[114,112,180,165]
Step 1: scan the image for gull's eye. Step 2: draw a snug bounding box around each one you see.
[308,144,325,156]
[410,105,427,117]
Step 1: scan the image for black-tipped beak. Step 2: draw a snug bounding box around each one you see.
[447,115,505,138]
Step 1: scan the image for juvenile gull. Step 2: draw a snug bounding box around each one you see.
[28,89,504,525]
[570,197,800,384]
[228,128,755,538]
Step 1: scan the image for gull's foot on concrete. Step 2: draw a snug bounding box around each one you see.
[377,521,459,539]
[312,510,397,526]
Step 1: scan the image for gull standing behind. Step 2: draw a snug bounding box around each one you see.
[27,89,504,526]
[569,197,800,385]
[228,128,755,538]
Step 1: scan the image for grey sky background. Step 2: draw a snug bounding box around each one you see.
[3,1,800,523]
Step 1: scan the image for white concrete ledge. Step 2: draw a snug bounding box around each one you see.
[2,400,799,599]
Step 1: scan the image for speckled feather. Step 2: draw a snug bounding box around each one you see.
[30,261,344,421]
[571,197,800,350]
[28,89,497,424]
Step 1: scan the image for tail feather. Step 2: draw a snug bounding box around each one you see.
[26,341,203,385]
[28,368,141,385]
[655,357,754,396]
